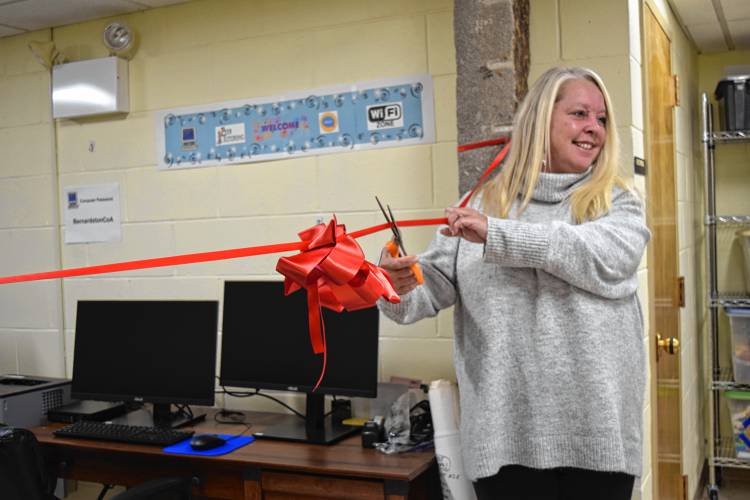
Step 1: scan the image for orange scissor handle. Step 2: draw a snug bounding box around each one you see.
[385,240,424,285]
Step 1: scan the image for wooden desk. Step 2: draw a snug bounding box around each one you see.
[32,409,438,500]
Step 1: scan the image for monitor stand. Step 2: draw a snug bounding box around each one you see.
[254,393,358,445]
[111,403,206,429]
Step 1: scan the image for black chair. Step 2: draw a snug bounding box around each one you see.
[0,424,57,500]
[0,424,195,500]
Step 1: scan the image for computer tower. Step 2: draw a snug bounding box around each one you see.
[46,400,128,424]
[0,374,71,427]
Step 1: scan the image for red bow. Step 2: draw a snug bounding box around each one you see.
[276,216,400,357]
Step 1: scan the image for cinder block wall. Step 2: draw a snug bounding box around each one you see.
[528,1,654,498]
[643,2,703,499]
[529,1,706,499]
[0,30,65,377]
[0,0,459,413]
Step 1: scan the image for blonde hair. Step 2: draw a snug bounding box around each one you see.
[480,66,627,223]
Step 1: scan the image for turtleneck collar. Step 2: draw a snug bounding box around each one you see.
[531,167,593,203]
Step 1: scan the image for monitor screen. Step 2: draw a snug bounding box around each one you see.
[219,281,379,444]
[72,300,219,426]
[220,281,378,397]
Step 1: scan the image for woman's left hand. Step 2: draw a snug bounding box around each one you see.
[441,207,488,243]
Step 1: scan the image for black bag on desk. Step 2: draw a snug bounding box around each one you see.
[715,75,750,131]
[0,424,57,500]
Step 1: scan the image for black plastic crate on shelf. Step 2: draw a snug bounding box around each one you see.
[715,75,750,131]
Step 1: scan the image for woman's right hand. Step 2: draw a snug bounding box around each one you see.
[379,246,421,296]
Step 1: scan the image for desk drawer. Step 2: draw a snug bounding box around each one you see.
[262,471,384,499]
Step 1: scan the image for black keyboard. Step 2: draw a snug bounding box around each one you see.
[53,420,193,446]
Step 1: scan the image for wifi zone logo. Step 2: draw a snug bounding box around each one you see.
[366,103,403,130]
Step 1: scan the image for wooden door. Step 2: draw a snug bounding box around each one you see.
[643,4,683,500]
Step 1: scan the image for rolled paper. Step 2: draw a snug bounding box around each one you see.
[428,379,460,435]
[429,379,476,500]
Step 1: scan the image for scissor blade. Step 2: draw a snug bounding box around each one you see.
[386,204,407,255]
[375,196,390,222]
[375,196,400,240]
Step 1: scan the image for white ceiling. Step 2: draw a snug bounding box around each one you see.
[0,0,748,54]
[0,0,191,38]
[669,0,750,52]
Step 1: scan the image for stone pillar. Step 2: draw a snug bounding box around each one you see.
[454,0,529,194]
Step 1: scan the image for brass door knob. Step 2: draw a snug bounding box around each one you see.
[657,333,680,355]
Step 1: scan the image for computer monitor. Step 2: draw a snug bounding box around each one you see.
[220,281,379,444]
[72,300,219,429]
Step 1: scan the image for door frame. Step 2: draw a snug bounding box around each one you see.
[641,1,684,499]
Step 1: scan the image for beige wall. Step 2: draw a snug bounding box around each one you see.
[0,29,65,377]
[648,1,705,498]
[697,47,750,485]
[0,0,458,414]
[527,1,713,498]
[699,49,750,294]
[2,1,739,497]
[529,1,654,498]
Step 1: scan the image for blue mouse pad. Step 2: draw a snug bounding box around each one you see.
[163,434,254,456]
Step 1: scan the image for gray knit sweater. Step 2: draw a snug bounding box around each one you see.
[378,169,651,480]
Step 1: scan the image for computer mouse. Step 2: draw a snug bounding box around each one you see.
[189,434,227,451]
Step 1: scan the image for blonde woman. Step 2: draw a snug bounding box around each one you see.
[379,67,650,500]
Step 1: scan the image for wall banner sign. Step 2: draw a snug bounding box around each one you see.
[154,75,434,170]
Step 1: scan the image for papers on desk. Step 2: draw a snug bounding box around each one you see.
[163,434,254,456]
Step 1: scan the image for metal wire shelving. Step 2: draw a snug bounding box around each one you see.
[701,93,750,499]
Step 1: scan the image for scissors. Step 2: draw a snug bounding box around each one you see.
[375,196,424,285]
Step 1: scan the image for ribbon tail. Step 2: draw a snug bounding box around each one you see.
[306,285,327,392]
[306,285,325,355]
[312,319,327,393]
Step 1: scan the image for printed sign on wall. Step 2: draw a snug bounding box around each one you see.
[154,75,434,170]
[63,183,122,244]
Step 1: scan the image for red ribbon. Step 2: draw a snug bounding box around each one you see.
[0,242,305,285]
[276,217,399,352]
[458,142,510,208]
[456,136,509,152]
[0,143,509,287]
[0,217,430,392]
[271,129,505,387]
[0,140,511,390]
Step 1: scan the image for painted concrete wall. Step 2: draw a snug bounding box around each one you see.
[529,1,730,498]
[528,1,653,497]
[645,1,705,498]
[697,47,750,491]
[527,0,708,497]
[0,29,65,378]
[699,49,750,293]
[0,0,458,415]
[648,5,750,500]
[2,2,742,498]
